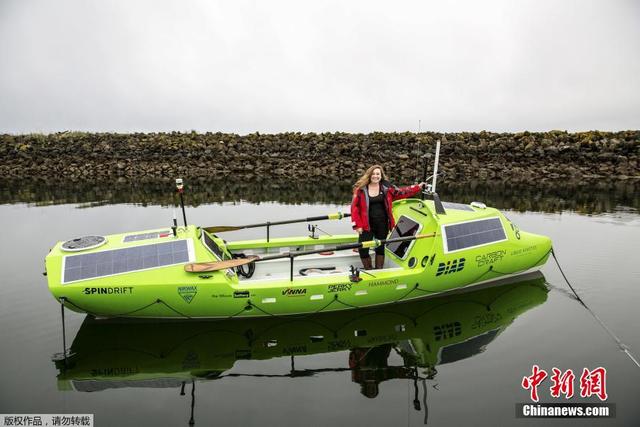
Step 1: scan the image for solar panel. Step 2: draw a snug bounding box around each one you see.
[63,240,191,284]
[444,217,506,252]
[442,202,474,212]
[123,230,172,243]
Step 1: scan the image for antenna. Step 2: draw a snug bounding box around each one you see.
[432,139,441,193]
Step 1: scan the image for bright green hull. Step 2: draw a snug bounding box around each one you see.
[45,198,552,318]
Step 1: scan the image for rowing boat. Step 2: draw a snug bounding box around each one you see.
[44,195,552,318]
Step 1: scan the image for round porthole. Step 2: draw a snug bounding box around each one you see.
[421,256,429,267]
[408,257,417,268]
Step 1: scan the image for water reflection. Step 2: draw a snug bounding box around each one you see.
[4,178,638,214]
[54,272,548,424]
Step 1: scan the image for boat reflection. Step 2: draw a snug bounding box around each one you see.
[54,272,548,423]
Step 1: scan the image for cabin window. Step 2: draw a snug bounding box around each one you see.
[202,232,228,260]
[386,215,421,259]
[442,217,506,253]
[62,239,193,284]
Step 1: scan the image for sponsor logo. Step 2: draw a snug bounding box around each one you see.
[233,291,250,298]
[328,283,352,293]
[283,345,307,355]
[178,285,198,304]
[282,288,307,297]
[181,351,200,369]
[90,367,139,377]
[436,258,466,276]
[476,250,507,267]
[211,294,232,298]
[82,287,133,295]
[511,245,538,256]
[328,340,352,352]
[510,222,521,240]
[367,278,399,288]
[472,312,503,329]
[434,322,461,341]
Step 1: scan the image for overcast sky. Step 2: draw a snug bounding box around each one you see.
[1,0,638,134]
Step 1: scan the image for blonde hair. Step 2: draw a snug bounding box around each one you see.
[353,165,388,194]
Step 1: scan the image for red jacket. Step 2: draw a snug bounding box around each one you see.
[350,181,422,231]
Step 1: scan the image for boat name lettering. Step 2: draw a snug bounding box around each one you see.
[436,258,466,276]
[511,245,537,256]
[476,250,507,267]
[283,345,307,355]
[434,322,461,341]
[368,278,399,288]
[328,283,352,293]
[282,288,307,296]
[178,286,198,304]
[82,287,133,295]
[90,367,139,377]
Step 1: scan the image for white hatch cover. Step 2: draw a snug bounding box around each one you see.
[61,235,107,252]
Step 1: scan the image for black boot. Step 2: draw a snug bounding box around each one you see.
[375,255,385,269]
[361,256,373,270]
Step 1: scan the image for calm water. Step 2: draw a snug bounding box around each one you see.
[0,183,639,426]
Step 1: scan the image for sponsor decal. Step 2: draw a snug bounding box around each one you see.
[511,245,538,257]
[90,367,139,377]
[233,291,250,298]
[476,250,507,267]
[283,345,307,355]
[436,258,466,276]
[282,288,307,297]
[367,278,399,288]
[178,285,198,304]
[328,283,352,293]
[83,287,133,295]
[510,222,521,240]
[434,322,461,341]
[181,351,200,369]
[471,312,503,329]
[328,339,352,352]
[367,334,399,345]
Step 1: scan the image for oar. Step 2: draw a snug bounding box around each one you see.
[203,212,351,234]
[184,233,436,273]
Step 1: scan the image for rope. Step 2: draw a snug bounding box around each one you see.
[551,248,640,369]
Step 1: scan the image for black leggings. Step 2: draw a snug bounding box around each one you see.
[358,217,389,257]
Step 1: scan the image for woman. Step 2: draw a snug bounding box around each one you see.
[350,165,425,269]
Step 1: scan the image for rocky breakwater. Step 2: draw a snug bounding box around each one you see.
[0,130,638,183]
